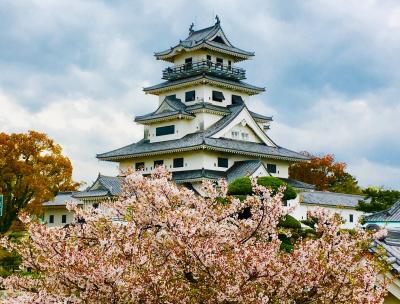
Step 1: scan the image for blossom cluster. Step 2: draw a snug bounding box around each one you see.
[0,167,389,303]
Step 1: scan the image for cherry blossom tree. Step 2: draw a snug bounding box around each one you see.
[0,167,389,303]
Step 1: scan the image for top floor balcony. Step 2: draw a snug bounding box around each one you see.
[162,60,246,81]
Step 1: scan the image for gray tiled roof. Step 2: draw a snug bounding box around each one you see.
[135,99,233,123]
[300,191,367,208]
[97,132,309,162]
[226,160,264,182]
[73,175,123,199]
[155,22,254,59]
[143,74,265,94]
[249,111,273,122]
[365,200,400,222]
[43,192,82,207]
[370,230,400,274]
[278,178,315,190]
[173,169,226,182]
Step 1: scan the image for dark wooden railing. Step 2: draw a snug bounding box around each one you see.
[162,60,246,81]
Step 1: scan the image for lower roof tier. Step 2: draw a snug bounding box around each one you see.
[96,132,309,163]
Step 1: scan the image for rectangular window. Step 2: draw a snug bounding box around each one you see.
[241,133,249,141]
[185,57,192,69]
[231,131,239,139]
[228,60,232,69]
[61,214,67,224]
[156,125,175,136]
[173,158,184,168]
[349,214,354,223]
[212,91,225,102]
[232,95,244,104]
[135,162,145,170]
[154,160,164,167]
[218,157,228,168]
[216,57,223,67]
[49,215,54,224]
[166,94,176,100]
[207,55,211,61]
[267,164,277,174]
[185,90,196,102]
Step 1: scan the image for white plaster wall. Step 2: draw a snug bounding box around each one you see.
[146,112,222,143]
[290,204,365,229]
[119,150,290,178]
[44,207,75,228]
[158,84,249,107]
[223,123,262,143]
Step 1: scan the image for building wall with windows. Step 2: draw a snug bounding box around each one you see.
[119,150,289,177]
[43,206,74,228]
[158,84,250,108]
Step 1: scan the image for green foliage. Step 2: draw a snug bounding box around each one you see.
[278,215,301,229]
[227,176,297,201]
[329,172,362,195]
[227,177,252,196]
[356,187,400,212]
[257,177,297,201]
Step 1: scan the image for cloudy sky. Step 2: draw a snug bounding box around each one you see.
[1,0,399,188]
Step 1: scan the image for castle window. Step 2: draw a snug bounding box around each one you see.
[231,131,239,139]
[349,214,354,223]
[216,57,223,67]
[267,164,277,174]
[218,157,228,168]
[154,160,164,167]
[212,91,225,102]
[185,90,196,102]
[135,162,145,170]
[241,133,249,141]
[173,158,184,168]
[207,55,211,61]
[185,57,192,70]
[156,125,175,136]
[61,214,67,224]
[232,95,244,104]
[49,215,54,224]
[228,60,232,69]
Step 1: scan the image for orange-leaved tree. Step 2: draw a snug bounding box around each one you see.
[0,131,79,233]
[289,152,361,194]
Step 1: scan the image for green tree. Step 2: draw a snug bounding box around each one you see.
[329,172,362,195]
[0,131,79,233]
[357,187,400,212]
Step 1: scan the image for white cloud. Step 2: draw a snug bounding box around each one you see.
[0,92,142,184]
[348,158,400,188]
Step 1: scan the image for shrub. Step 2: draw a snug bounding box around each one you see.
[278,215,301,229]
[227,176,297,201]
[227,177,252,195]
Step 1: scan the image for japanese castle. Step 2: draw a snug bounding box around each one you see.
[43,17,313,225]
[96,16,309,195]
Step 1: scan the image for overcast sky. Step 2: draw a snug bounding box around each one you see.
[0,0,399,188]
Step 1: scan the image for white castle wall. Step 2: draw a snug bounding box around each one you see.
[119,150,290,178]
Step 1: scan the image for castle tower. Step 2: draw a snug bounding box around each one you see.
[97,17,309,194]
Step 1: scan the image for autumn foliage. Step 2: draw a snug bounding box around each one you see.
[0,131,79,233]
[0,168,388,303]
[289,152,361,194]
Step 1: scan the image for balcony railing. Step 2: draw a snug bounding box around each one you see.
[162,60,246,81]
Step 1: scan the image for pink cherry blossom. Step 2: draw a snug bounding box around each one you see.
[0,167,390,303]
